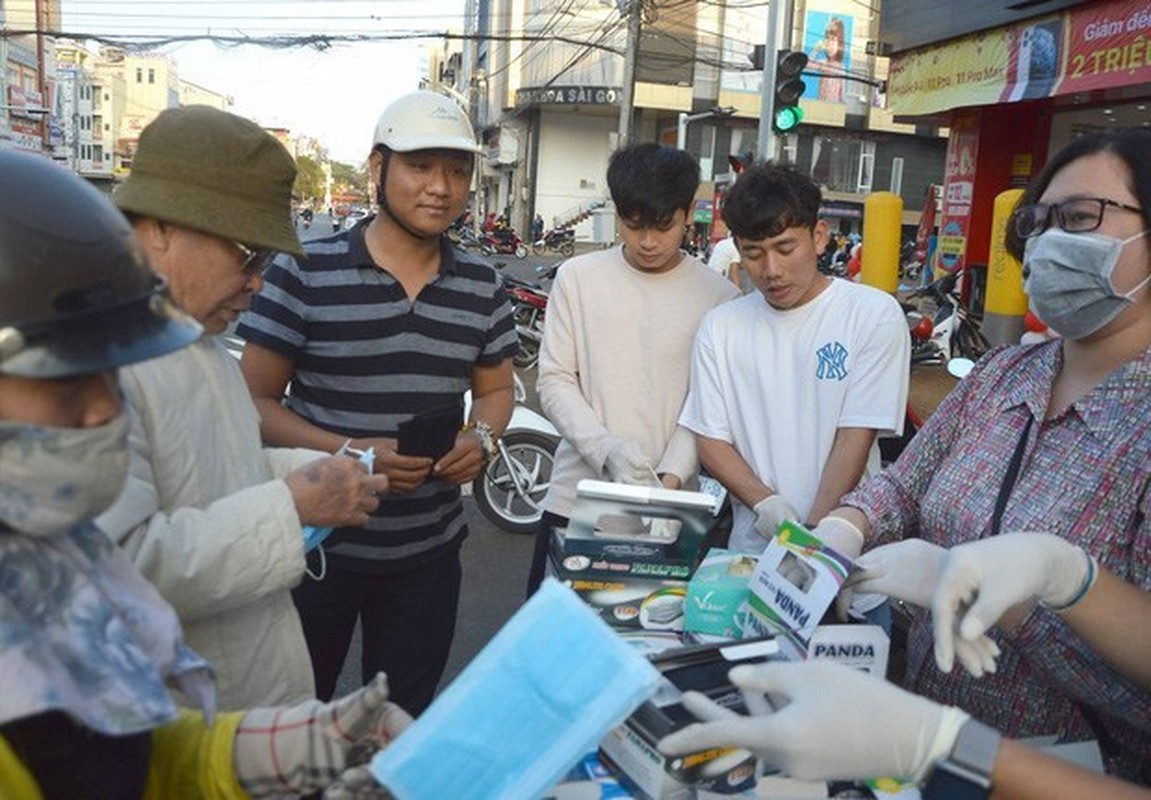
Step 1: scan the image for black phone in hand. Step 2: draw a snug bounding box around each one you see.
[396,402,464,460]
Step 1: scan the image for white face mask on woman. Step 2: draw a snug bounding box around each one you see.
[0,413,129,537]
[1023,227,1151,340]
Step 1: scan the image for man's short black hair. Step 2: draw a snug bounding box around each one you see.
[722,161,822,240]
[607,143,700,227]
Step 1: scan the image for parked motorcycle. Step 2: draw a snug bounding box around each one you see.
[532,228,575,257]
[466,373,559,535]
[900,270,990,367]
[500,263,558,370]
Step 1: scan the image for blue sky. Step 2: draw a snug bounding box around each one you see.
[58,1,466,163]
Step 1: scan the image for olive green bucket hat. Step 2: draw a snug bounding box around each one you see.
[114,105,303,257]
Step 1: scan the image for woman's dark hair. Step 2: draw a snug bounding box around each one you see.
[1005,127,1151,261]
[607,143,700,226]
[722,161,822,240]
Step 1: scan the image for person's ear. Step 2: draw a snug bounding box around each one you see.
[812,219,831,255]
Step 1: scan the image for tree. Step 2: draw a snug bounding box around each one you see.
[293,155,325,205]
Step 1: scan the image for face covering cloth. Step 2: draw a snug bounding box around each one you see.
[1024,227,1150,339]
[369,577,661,799]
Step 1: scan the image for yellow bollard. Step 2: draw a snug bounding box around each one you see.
[984,189,1028,346]
[860,192,902,293]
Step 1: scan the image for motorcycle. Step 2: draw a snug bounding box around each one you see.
[482,229,529,259]
[466,373,560,535]
[900,270,990,367]
[531,228,575,257]
[500,263,558,370]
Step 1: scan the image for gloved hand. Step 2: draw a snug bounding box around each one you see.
[933,533,1094,676]
[604,439,657,486]
[752,494,800,540]
[233,672,413,798]
[658,661,970,784]
[810,516,865,621]
[847,539,1000,677]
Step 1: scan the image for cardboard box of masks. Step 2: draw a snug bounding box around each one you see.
[548,480,721,636]
[599,638,779,799]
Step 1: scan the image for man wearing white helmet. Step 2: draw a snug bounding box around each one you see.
[238,91,518,713]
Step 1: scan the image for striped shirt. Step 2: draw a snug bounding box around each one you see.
[237,223,518,573]
[843,340,1151,780]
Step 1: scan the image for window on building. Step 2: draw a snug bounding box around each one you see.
[698,125,716,181]
[93,145,103,163]
[148,68,155,84]
[136,68,143,83]
[856,141,875,193]
[810,135,871,195]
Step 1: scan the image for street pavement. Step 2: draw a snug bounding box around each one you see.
[297,216,957,699]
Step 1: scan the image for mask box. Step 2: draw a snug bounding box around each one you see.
[561,480,719,572]
[550,527,695,581]
[746,521,853,660]
[548,553,690,633]
[683,549,770,640]
[599,638,779,799]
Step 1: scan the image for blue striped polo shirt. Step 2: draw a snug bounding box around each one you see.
[237,220,518,573]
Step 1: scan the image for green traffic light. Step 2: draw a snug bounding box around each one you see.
[774,105,804,132]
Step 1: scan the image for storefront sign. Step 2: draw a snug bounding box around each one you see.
[515,86,620,107]
[933,114,980,274]
[888,0,1151,116]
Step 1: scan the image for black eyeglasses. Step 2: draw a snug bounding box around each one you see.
[232,241,278,277]
[1012,197,1144,239]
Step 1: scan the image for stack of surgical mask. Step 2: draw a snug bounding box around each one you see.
[369,578,661,799]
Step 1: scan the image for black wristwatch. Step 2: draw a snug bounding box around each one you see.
[922,718,1001,800]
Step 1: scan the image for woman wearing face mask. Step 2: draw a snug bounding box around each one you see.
[0,151,411,800]
[810,128,1151,782]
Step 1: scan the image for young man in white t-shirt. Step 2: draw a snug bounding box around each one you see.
[524,143,740,596]
[679,162,908,620]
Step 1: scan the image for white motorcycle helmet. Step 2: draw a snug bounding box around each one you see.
[372,91,483,155]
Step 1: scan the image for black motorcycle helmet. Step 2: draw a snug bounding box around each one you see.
[0,151,202,378]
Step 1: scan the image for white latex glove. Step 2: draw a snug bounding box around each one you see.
[933,533,1093,676]
[604,439,657,486]
[658,661,970,784]
[809,516,865,620]
[752,494,800,540]
[847,540,1001,677]
[234,672,413,798]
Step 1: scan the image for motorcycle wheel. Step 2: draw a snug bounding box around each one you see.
[560,241,574,257]
[532,241,545,255]
[472,430,558,534]
[515,244,529,259]
[513,336,539,370]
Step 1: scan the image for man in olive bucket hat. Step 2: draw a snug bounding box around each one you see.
[99,105,389,710]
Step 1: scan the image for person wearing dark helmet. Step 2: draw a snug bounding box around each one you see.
[96,105,387,712]
[0,151,412,800]
[238,91,518,713]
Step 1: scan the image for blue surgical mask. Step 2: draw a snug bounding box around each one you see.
[301,445,376,556]
[1023,227,1150,339]
[369,578,660,799]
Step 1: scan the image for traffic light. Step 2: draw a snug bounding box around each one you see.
[773,49,808,133]
[749,45,766,71]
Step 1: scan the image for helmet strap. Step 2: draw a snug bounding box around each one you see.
[373,147,441,242]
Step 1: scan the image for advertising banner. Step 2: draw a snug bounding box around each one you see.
[934,115,980,275]
[888,0,1151,117]
[801,10,855,104]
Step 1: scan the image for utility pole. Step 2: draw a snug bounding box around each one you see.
[756,0,787,162]
[616,0,642,148]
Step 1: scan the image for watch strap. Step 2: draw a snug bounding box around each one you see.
[922,718,1001,800]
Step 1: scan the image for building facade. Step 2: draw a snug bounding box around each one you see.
[880,0,1150,332]
[452,0,949,243]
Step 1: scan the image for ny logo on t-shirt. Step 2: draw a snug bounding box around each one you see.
[816,341,849,381]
